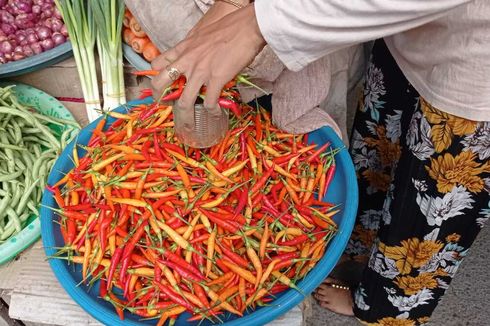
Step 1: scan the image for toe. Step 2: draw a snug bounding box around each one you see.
[316,287,332,296]
[314,292,330,305]
[322,277,336,284]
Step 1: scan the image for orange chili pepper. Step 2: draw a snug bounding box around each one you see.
[220,260,256,284]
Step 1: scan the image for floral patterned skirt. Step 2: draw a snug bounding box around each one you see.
[346,40,490,326]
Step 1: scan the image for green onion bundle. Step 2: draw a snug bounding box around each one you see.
[91,0,126,111]
[56,0,126,122]
[55,0,101,122]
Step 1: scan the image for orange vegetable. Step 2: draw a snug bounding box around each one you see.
[142,43,160,62]
[131,37,150,54]
[129,17,147,37]
[123,28,135,45]
[123,9,132,28]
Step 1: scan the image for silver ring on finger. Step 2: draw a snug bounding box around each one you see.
[166,67,182,82]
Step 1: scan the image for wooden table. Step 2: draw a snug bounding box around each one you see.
[0,58,311,326]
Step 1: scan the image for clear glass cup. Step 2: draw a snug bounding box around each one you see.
[173,103,229,148]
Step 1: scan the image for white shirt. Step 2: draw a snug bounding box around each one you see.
[255,0,490,121]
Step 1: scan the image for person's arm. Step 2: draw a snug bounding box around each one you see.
[255,0,472,71]
[187,0,251,37]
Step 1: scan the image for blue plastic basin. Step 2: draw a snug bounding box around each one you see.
[41,98,358,326]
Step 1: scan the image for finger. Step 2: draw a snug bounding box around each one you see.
[151,48,179,70]
[177,72,205,111]
[151,64,186,101]
[203,80,224,117]
[174,72,205,131]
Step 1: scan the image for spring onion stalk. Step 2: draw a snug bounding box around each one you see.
[91,0,126,111]
[55,0,101,122]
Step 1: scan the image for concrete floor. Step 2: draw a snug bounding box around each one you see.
[306,224,490,326]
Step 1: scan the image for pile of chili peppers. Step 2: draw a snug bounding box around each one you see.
[134,71,268,118]
[49,102,338,325]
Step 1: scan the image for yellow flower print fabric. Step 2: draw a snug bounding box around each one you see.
[346,41,490,326]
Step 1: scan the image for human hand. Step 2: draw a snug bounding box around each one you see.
[150,4,266,128]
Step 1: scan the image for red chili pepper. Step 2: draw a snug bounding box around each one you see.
[88,136,102,147]
[278,234,309,246]
[161,143,186,156]
[233,188,248,218]
[99,278,108,298]
[194,283,211,310]
[98,211,112,255]
[154,301,174,310]
[270,183,283,203]
[123,274,131,298]
[119,255,132,284]
[215,258,231,273]
[113,226,127,238]
[269,284,289,295]
[138,88,153,99]
[141,140,152,161]
[131,253,152,266]
[154,263,162,283]
[66,219,76,244]
[323,163,336,198]
[193,244,205,269]
[307,142,331,163]
[273,153,300,165]
[120,221,148,281]
[136,289,155,305]
[139,105,159,121]
[223,79,236,89]
[239,133,247,161]
[218,98,241,116]
[154,282,195,312]
[250,159,275,196]
[262,196,280,215]
[64,203,93,211]
[132,127,160,136]
[220,245,249,268]
[123,220,148,258]
[198,209,240,233]
[159,260,204,282]
[161,88,184,101]
[251,193,264,208]
[107,247,123,290]
[265,252,299,264]
[190,233,209,244]
[63,210,88,221]
[152,133,163,161]
[161,249,204,278]
[255,113,262,141]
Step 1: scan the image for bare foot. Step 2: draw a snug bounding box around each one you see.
[313,277,354,316]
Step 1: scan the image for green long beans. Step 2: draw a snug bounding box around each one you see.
[0,85,80,243]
